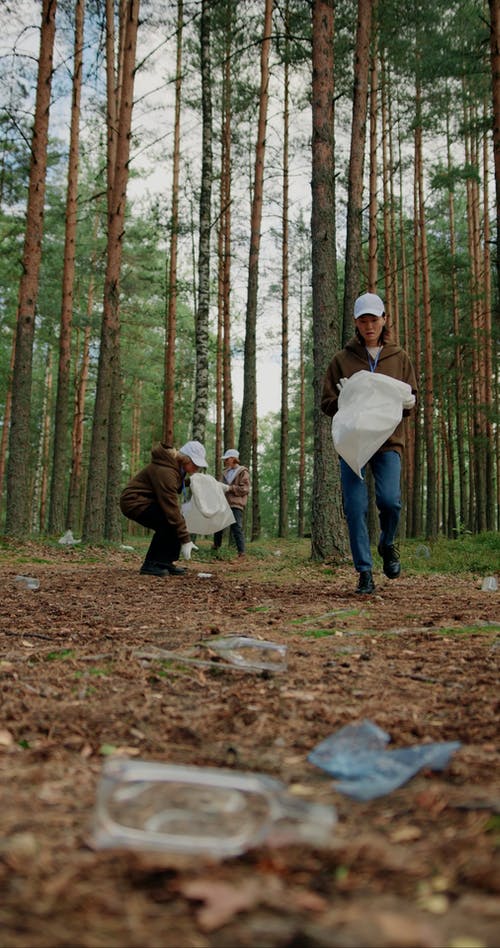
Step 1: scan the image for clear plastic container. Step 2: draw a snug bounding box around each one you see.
[89,758,336,857]
[14,575,40,590]
[481,576,498,592]
[208,635,287,672]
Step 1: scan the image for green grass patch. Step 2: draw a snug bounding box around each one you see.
[402,533,500,575]
[45,649,76,661]
[433,625,500,636]
[301,628,341,638]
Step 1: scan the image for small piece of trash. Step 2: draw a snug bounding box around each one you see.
[197,572,213,578]
[120,545,135,552]
[89,758,336,857]
[481,576,498,592]
[308,719,461,801]
[58,530,81,546]
[14,575,40,591]
[415,544,431,558]
[134,635,287,674]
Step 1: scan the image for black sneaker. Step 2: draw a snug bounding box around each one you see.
[378,542,401,579]
[163,563,186,576]
[139,561,170,577]
[356,570,375,594]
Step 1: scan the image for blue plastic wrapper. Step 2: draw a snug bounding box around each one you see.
[308,719,461,801]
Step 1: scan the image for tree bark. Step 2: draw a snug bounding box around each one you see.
[279,3,290,538]
[192,0,212,445]
[5,0,57,536]
[310,0,348,561]
[239,0,273,538]
[48,0,85,535]
[83,0,140,542]
[488,0,500,304]
[342,0,372,344]
[163,0,183,445]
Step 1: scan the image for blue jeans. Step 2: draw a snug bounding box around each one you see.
[340,450,402,573]
[214,507,245,554]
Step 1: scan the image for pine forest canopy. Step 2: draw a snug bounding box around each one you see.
[0,0,498,550]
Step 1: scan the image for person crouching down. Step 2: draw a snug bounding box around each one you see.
[120,440,207,577]
[213,449,251,559]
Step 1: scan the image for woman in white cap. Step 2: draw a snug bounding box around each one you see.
[321,293,417,595]
[120,440,207,576]
[213,449,251,559]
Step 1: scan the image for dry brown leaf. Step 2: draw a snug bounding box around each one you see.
[178,877,261,931]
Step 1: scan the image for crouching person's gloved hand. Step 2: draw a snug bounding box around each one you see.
[336,377,348,392]
[181,541,199,560]
[403,393,416,410]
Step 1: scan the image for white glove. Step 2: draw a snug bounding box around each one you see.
[336,378,348,392]
[181,541,198,560]
[403,394,416,410]
[222,483,230,493]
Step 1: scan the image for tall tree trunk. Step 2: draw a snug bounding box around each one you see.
[163,0,183,445]
[297,259,306,539]
[482,98,495,530]
[239,0,273,539]
[35,349,53,533]
[192,0,212,445]
[445,104,468,530]
[83,0,140,542]
[0,340,16,522]
[222,10,234,451]
[67,321,91,533]
[489,0,500,303]
[5,0,57,536]
[310,0,348,561]
[48,0,85,535]
[415,87,437,538]
[410,144,423,537]
[367,34,378,289]
[464,98,487,532]
[342,0,372,345]
[279,3,290,539]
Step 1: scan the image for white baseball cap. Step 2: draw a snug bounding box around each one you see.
[354,292,385,318]
[179,440,208,468]
[222,449,239,460]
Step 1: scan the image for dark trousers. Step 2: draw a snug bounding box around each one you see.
[127,502,181,565]
[214,507,245,554]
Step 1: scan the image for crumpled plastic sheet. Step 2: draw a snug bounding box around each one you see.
[308,719,461,801]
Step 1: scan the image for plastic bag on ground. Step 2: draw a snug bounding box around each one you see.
[332,371,414,478]
[308,719,461,801]
[182,473,235,535]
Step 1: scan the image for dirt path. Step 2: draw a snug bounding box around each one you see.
[1,544,499,947]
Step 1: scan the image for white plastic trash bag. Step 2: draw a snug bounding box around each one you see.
[182,473,235,535]
[332,370,414,479]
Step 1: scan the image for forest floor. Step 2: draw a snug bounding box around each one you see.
[0,536,499,948]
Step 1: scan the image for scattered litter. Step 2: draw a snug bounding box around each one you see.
[308,719,461,800]
[135,635,287,674]
[415,544,431,558]
[120,545,135,552]
[197,572,213,578]
[14,575,40,591]
[58,530,81,546]
[208,635,287,672]
[481,576,498,592]
[89,758,336,857]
